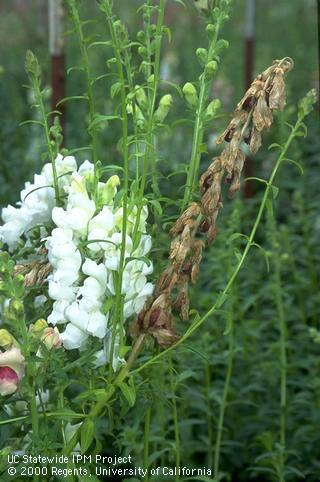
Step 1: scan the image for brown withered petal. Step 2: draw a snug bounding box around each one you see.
[155,266,177,296]
[190,240,204,283]
[200,217,210,232]
[151,328,179,348]
[269,69,286,110]
[23,262,52,287]
[169,202,201,238]
[173,223,193,271]
[173,275,189,321]
[237,80,264,110]
[253,92,273,132]
[207,224,218,245]
[249,127,262,154]
[201,183,220,218]
[227,149,245,198]
[216,111,247,145]
[199,158,222,195]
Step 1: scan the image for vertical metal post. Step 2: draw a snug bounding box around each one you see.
[49,0,66,135]
[244,0,256,198]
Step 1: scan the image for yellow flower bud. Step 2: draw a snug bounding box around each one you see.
[0,329,16,350]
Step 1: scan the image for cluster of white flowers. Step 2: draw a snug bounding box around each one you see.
[0,155,154,366]
[0,155,77,251]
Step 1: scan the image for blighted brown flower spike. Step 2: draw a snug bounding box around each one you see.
[215,57,293,197]
[131,58,293,349]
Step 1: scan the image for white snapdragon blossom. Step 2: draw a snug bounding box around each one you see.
[0,154,154,367]
[52,173,96,237]
[0,154,77,251]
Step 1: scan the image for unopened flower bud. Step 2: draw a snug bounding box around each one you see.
[205,99,221,120]
[10,299,23,315]
[196,48,208,67]
[135,85,147,110]
[206,23,216,39]
[29,318,48,336]
[100,175,120,205]
[183,83,198,108]
[154,94,173,123]
[41,327,61,351]
[0,330,16,350]
[138,46,148,59]
[205,60,218,79]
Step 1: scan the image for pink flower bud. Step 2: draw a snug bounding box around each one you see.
[0,348,25,396]
[41,327,61,350]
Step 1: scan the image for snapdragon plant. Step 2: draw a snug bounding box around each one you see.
[0,0,317,480]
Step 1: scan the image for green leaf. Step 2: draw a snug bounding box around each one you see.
[216,292,228,308]
[162,26,172,42]
[271,184,279,199]
[118,379,136,407]
[57,95,88,106]
[88,114,120,132]
[149,199,163,216]
[268,142,281,150]
[67,66,84,75]
[19,120,44,127]
[88,40,112,49]
[110,82,122,99]
[47,409,85,421]
[282,158,304,175]
[229,232,249,243]
[80,419,95,454]
[223,316,233,335]
[124,256,152,267]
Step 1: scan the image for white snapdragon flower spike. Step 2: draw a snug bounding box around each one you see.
[0,154,154,368]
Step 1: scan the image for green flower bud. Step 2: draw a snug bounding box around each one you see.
[28,319,48,339]
[135,85,147,109]
[99,175,120,206]
[196,48,208,67]
[25,50,41,80]
[205,99,221,120]
[10,299,24,315]
[147,74,155,84]
[298,88,317,118]
[0,329,16,350]
[154,94,173,123]
[183,83,198,108]
[205,60,218,79]
[138,46,148,59]
[206,24,216,39]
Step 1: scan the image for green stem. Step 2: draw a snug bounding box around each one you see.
[205,362,213,470]
[182,20,221,209]
[213,315,234,482]
[169,357,180,481]
[267,209,287,481]
[133,0,166,243]
[102,1,130,377]
[143,406,151,481]
[34,81,60,205]
[68,0,99,189]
